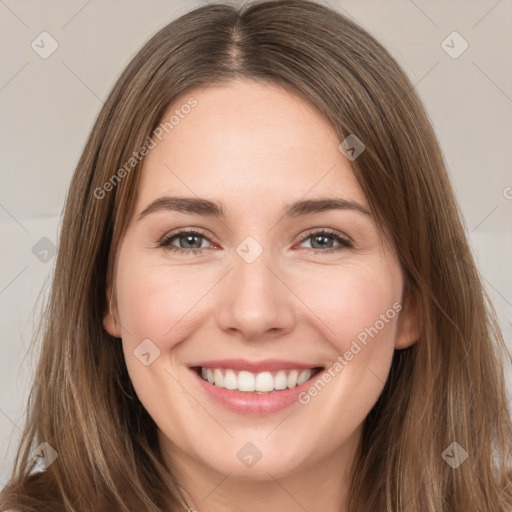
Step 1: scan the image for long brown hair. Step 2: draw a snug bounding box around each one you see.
[2,1,511,510]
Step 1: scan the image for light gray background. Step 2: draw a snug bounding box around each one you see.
[1,0,511,485]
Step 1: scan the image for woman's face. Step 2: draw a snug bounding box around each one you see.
[104,80,419,484]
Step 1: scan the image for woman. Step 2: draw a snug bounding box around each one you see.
[1,0,511,511]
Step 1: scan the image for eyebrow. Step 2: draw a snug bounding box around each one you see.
[137,196,372,221]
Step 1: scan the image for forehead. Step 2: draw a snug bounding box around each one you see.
[137,80,368,213]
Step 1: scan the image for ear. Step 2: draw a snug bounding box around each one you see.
[103,280,120,338]
[394,289,422,350]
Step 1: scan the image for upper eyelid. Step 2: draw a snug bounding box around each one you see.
[297,228,352,243]
[160,227,212,244]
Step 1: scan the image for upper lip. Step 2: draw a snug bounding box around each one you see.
[189,358,323,373]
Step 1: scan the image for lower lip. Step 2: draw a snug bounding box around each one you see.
[190,368,322,415]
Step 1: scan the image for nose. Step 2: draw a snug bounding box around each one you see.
[216,247,297,341]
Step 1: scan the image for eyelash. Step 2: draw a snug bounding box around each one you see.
[158,228,352,256]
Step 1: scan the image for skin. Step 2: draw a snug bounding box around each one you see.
[104,79,421,512]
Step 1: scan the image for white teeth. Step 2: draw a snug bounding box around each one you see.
[223,369,238,390]
[255,371,274,392]
[287,370,299,389]
[198,367,318,392]
[238,371,255,392]
[274,370,288,390]
[297,369,313,386]
[213,369,224,387]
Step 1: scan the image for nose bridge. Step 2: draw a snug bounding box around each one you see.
[234,241,275,298]
[216,236,295,339]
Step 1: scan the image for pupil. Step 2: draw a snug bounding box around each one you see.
[313,235,332,249]
[183,235,201,249]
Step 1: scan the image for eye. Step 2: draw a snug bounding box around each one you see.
[297,229,352,254]
[159,229,212,256]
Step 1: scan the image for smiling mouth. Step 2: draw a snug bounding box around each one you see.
[192,366,323,393]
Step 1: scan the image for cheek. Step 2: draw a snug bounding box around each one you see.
[116,257,217,347]
[114,257,213,435]
[289,259,401,350]
[289,261,401,427]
